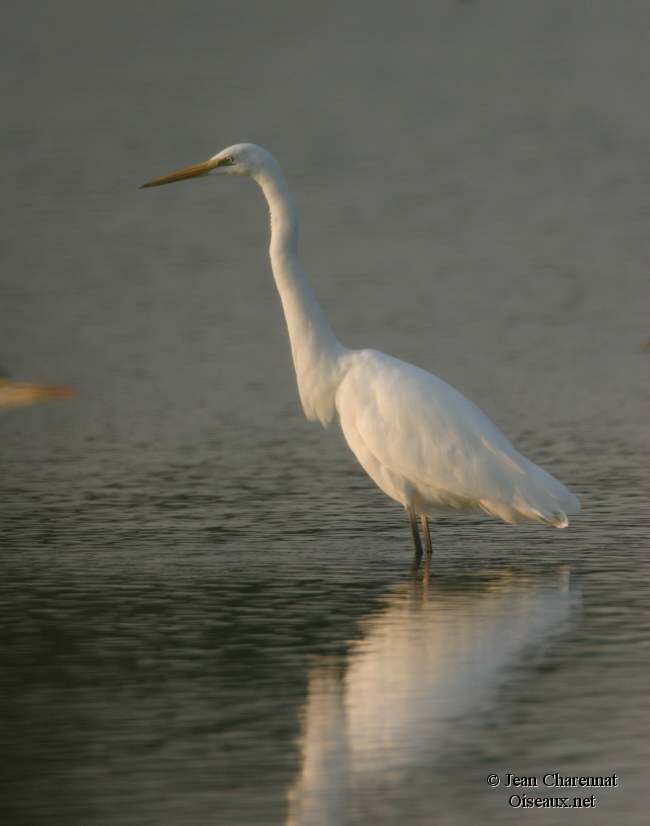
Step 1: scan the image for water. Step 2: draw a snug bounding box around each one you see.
[1,1,649,824]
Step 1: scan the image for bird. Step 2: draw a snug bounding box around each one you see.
[141,143,580,558]
[0,370,73,410]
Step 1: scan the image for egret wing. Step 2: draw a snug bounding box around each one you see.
[336,350,578,524]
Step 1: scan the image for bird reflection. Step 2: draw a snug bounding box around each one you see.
[287,567,577,825]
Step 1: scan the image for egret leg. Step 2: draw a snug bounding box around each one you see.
[420,515,433,557]
[407,506,423,560]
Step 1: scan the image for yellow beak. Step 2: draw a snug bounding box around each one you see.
[140,157,218,189]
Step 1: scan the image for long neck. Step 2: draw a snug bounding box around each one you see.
[253,160,348,425]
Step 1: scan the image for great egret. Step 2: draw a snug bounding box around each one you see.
[142,143,580,556]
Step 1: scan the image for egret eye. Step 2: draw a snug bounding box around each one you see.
[225,155,235,164]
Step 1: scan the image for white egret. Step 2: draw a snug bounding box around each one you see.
[141,143,580,556]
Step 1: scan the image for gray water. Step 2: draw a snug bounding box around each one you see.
[1,1,649,824]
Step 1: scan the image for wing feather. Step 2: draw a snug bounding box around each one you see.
[336,350,579,525]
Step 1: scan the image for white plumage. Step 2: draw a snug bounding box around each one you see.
[142,143,580,549]
[336,349,578,527]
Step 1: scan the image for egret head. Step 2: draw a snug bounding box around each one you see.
[140,143,273,188]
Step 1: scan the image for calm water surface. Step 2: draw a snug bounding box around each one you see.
[1,2,649,824]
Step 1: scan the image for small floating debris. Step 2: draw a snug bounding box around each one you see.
[0,378,74,409]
